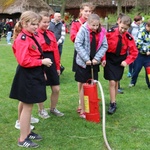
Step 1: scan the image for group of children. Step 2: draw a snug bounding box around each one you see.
[9,2,141,148]
[70,2,138,117]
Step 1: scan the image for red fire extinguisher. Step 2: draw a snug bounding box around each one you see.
[83,65,100,123]
[146,67,150,82]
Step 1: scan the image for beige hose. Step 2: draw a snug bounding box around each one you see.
[95,80,112,150]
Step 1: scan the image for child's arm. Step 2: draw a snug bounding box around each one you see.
[123,34,138,65]
[94,36,108,63]
[74,28,90,62]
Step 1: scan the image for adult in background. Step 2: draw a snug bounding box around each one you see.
[48,12,66,74]
[129,20,150,88]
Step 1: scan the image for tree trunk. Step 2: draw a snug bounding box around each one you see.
[116,0,122,16]
[60,0,67,16]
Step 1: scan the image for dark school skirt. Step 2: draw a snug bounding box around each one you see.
[9,65,47,104]
[104,52,127,81]
[72,49,77,72]
[75,64,100,83]
[44,52,59,86]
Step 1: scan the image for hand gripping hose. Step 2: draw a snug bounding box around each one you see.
[94,80,112,150]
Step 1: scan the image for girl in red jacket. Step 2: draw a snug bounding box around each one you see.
[70,2,95,115]
[37,11,64,118]
[9,11,52,148]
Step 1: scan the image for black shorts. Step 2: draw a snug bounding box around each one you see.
[44,52,59,86]
[75,64,99,83]
[104,52,127,81]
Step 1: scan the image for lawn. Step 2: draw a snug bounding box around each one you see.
[0,34,150,150]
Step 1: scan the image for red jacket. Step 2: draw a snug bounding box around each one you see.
[13,29,42,68]
[36,28,60,70]
[105,28,138,64]
[70,17,86,43]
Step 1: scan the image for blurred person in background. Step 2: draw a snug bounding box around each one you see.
[6,19,14,44]
[127,15,143,77]
[129,20,150,88]
[48,12,66,74]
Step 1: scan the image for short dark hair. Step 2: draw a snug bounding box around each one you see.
[120,15,132,27]
[134,15,142,22]
[117,13,125,20]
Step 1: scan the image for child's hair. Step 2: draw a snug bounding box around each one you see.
[146,20,150,27]
[87,14,101,32]
[120,15,132,27]
[13,11,39,39]
[39,11,50,22]
[79,2,95,17]
[134,15,142,22]
[117,13,125,20]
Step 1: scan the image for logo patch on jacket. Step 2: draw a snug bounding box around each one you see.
[32,45,36,50]
[107,28,115,32]
[21,34,26,40]
[126,34,133,41]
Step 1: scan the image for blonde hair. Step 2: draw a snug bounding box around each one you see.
[79,2,95,18]
[13,11,39,39]
[39,11,50,22]
[87,14,101,32]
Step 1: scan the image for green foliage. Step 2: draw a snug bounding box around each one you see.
[105,8,150,26]
[63,12,74,25]
[128,8,150,22]
[0,35,150,150]
[106,13,117,24]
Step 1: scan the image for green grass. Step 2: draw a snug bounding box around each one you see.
[0,35,150,150]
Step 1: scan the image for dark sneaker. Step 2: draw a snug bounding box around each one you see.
[28,132,42,141]
[18,137,39,148]
[108,102,117,114]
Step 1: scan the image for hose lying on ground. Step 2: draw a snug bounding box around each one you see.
[95,80,112,150]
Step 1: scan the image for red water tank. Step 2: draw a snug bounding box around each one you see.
[83,82,100,123]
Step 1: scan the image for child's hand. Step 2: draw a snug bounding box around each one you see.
[86,60,91,65]
[92,59,98,65]
[57,70,61,76]
[42,58,53,67]
[101,60,106,67]
[121,61,127,67]
[146,52,150,55]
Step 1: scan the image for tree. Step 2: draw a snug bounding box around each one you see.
[138,0,150,15]
[116,0,123,16]
[60,0,67,16]
[44,0,67,16]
